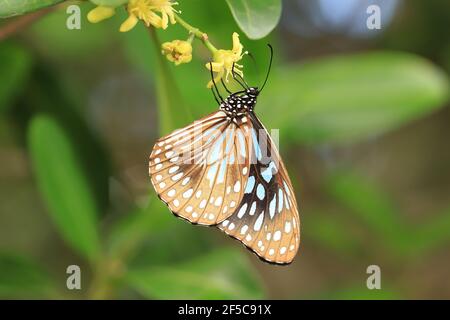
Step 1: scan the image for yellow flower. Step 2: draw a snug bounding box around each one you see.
[87,6,116,23]
[162,40,193,65]
[120,0,178,32]
[206,32,246,88]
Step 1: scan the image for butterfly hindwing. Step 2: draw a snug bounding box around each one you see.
[218,113,300,264]
[149,111,251,225]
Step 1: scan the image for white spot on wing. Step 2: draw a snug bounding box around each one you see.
[233,181,241,192]
[244,176,255,194]
[254,212,264,231]
[249,201,257,216]
[182,189,193,199]
[237,203,247,218]
[214,196,223,206]
[256,184,265,200]
[284,221,292,233]
[168,166,179,174]
[269,194,276,219]
[278,188,284,213]
[172,172,183,181]
[273,230,281,241]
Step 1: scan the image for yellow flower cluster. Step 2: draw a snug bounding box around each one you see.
[161,40,193,65]
[87,0,178,32]
[87,1,247,87]
[206,32,246,88]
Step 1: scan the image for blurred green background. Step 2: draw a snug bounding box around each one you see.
[0,0,449,299]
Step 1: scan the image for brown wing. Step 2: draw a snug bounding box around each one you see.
[217,113,300,264]
[149,111,252,225]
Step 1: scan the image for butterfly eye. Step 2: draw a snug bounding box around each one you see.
[246,87,259,98]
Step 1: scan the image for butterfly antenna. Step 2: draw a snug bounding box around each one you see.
[210,86,220,105]
[232,62,249,90]
[221,79,232,95]
[247,52,260,82]
[209,62,223,104]
[259,44,274,93]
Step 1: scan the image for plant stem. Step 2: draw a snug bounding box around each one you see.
[0,5,58,41]
[174,14,217,53]
[88,257,124,299]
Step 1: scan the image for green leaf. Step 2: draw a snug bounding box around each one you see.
[125,248,264,299]
[0,0,63,17]
[225,0,282,39]
[260,52,450,145]
[109,193,223,269]
[107,193,174,259]
[306,212,362,255]
[28,115,101,262]
[413,208,450,255]
[325,172,411,253]
[0,43,32,112]
[0,253,53,298]
[327,172,450,258]
[326,172,401,236]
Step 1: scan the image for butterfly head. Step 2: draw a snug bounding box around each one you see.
[247,87,259,97]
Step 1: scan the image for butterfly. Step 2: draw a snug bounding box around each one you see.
[148,45,300,264]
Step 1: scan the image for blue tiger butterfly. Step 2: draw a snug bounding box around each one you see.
[149,45,300,264]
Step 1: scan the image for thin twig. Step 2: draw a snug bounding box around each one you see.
[174,13,217,53]
[0,5,60,42]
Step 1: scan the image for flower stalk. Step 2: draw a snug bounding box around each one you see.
[173,14,217,53]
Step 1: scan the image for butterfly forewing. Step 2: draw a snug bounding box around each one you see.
[218,114,300,264]
[149,111,251,225]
